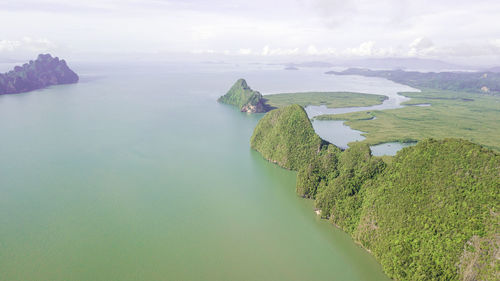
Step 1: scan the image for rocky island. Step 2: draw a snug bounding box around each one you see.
[218,79,271,113]
[251,104,499,281]
[0,54,79,95]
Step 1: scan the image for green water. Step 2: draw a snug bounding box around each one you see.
[0,63,391,281]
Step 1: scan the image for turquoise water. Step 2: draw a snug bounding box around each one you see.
[0,63,394,280]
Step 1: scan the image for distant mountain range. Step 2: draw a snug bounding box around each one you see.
[486,66,500,73]
[327,68,500,95]
[285,57,473,71]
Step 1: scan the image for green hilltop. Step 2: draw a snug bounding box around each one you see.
[250,104,335,170]
[251,104,499,281]
[218,79,269,113]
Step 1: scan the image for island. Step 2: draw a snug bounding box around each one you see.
[0,54,79,95]
[218,79,270,113]
[250,104,499,281]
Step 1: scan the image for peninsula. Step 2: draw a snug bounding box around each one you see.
[0,54,79,95]
[251,104,499,281]
[219,79,388,113]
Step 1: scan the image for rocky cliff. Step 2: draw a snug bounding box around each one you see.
[0,54,79,95]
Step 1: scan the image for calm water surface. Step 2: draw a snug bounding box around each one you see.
[299,72,419,152]
[370,142,417,156]
[0,62,395,280]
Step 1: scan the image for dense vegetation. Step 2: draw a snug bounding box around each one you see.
[264,91,387,109]
[315,89,500,152]
[218,79,270,113]
[328,68,500,95]
[0,54,78,95]
[251,104,499,281]
[250,104,332,170]
[355,139,499,281]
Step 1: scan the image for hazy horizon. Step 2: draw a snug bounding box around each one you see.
[1,0,500,67]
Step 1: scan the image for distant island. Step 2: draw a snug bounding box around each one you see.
[284,66,299,70]
[0,54,79,95]
[218,79,271,113]
[327,68,500,95]
[250,104,499,281]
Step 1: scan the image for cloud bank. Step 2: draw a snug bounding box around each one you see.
[0,0,499,65]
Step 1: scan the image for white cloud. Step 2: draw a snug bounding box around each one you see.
[238,48,253,55]
[492,39,500,48]
[305,45,319,55]
[190,49,215,54]
[261,46,270,56]
[344,41,375,56]
[273,48,300,56]
[1,1,500,64]
[409,37,433,50]
[0,40,22,52]
[408,37,435,56]
[0,37,56,53]
[266,47,300,56]
[190,26,217,41]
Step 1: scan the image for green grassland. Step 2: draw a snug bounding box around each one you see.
[264,92,387,108]
[316,89,500,152]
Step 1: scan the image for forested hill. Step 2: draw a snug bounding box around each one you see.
[0,54,79,95]
[251,104,499,281]
[218,79,271,113]
[250,104,337,171]
[327,68,500,95]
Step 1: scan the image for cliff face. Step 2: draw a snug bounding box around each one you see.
[0,54,79,95]
[218,79,270,113]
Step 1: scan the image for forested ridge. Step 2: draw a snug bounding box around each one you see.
[251,104,499,281]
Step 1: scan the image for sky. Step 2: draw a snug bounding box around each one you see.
[1,0,500,65]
